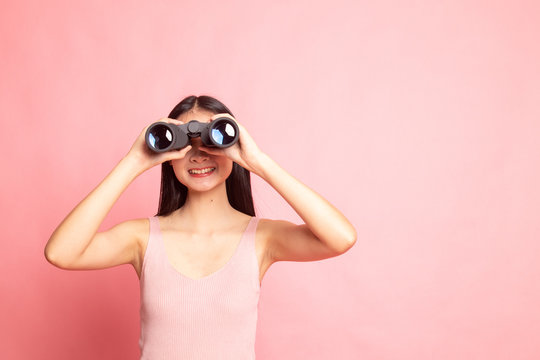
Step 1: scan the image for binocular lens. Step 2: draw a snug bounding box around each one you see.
[148,124,173,150]
[211,121,237,146]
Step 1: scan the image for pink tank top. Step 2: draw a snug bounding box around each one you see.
[139,216,261,359]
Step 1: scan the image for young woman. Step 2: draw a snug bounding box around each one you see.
[45,95,357,359]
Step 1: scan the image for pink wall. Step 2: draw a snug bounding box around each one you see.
[1,0,539,359]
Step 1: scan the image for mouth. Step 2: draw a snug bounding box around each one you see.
[188,167,216,176]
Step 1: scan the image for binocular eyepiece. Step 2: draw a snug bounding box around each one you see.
[145,117,239,153]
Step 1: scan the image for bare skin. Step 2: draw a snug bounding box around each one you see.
[45,107,357,286]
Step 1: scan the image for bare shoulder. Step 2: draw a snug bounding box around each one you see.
[256,218,295,235]
[111,217,150,253]
[114,217,150,278]
[255,218,344,263]
[108,217,149,241]
[126,217,151,253]
[124,217,150,239]
[254,218,293,261]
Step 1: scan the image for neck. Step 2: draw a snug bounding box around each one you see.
[177,182,237,231]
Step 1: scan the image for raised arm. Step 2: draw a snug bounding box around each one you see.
[200,114,357,263]
[44,118,191,270]
[254,153,357,256]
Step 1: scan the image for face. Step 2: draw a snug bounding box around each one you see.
[170,109,234,192]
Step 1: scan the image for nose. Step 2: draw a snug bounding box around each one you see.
[189,142,210,163]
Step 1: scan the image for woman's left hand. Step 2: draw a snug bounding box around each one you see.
[199,113,265,175]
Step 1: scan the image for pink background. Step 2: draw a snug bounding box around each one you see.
[1,0,539,359]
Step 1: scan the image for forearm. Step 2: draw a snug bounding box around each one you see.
[252,153,357,251]
[45,156,143,262]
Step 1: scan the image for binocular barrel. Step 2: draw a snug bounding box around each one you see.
[145,117,239,153]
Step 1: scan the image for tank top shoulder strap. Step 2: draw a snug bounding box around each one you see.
[236,216,261,289]
[236,216,259,254]
[140,216,163,277]
[245,216,260,237]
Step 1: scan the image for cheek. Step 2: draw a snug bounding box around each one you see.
[170,160,187,182]
[221,160,234,178]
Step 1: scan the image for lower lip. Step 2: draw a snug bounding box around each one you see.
[188,169,215,177]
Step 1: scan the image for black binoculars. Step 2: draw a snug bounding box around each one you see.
[145,117,239,153]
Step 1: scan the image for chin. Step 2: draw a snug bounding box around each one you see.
[178,177,227,193]
[188,183,222,193]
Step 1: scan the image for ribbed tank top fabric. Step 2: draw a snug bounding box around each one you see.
[139,216,261,360]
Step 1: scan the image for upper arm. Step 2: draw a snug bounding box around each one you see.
[50,218,148,272]
[262,219,345,263]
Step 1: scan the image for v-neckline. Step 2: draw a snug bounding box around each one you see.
[156,216,254,282]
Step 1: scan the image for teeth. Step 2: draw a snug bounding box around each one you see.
[189,167,215,174]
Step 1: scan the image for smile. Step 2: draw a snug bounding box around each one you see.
[188,167,216,175]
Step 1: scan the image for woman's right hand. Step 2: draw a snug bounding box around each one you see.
[124,118,192,173]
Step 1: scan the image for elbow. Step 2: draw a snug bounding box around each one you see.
[348,230,357,248]
[339,228,357,254]
[44,241,68,269]
[44,244,59,267]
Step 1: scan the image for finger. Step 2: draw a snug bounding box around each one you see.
[211,113,235,122]
[163,145,192,161]
[235,121,246,131]
[199,145,224,156]
[164,118,183,125]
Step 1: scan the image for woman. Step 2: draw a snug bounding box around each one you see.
[45,95,357,359]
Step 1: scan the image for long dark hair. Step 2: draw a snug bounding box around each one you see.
[155,95,255,217]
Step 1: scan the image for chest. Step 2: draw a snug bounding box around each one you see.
[153,230,272,285]
[163,232,242,279]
